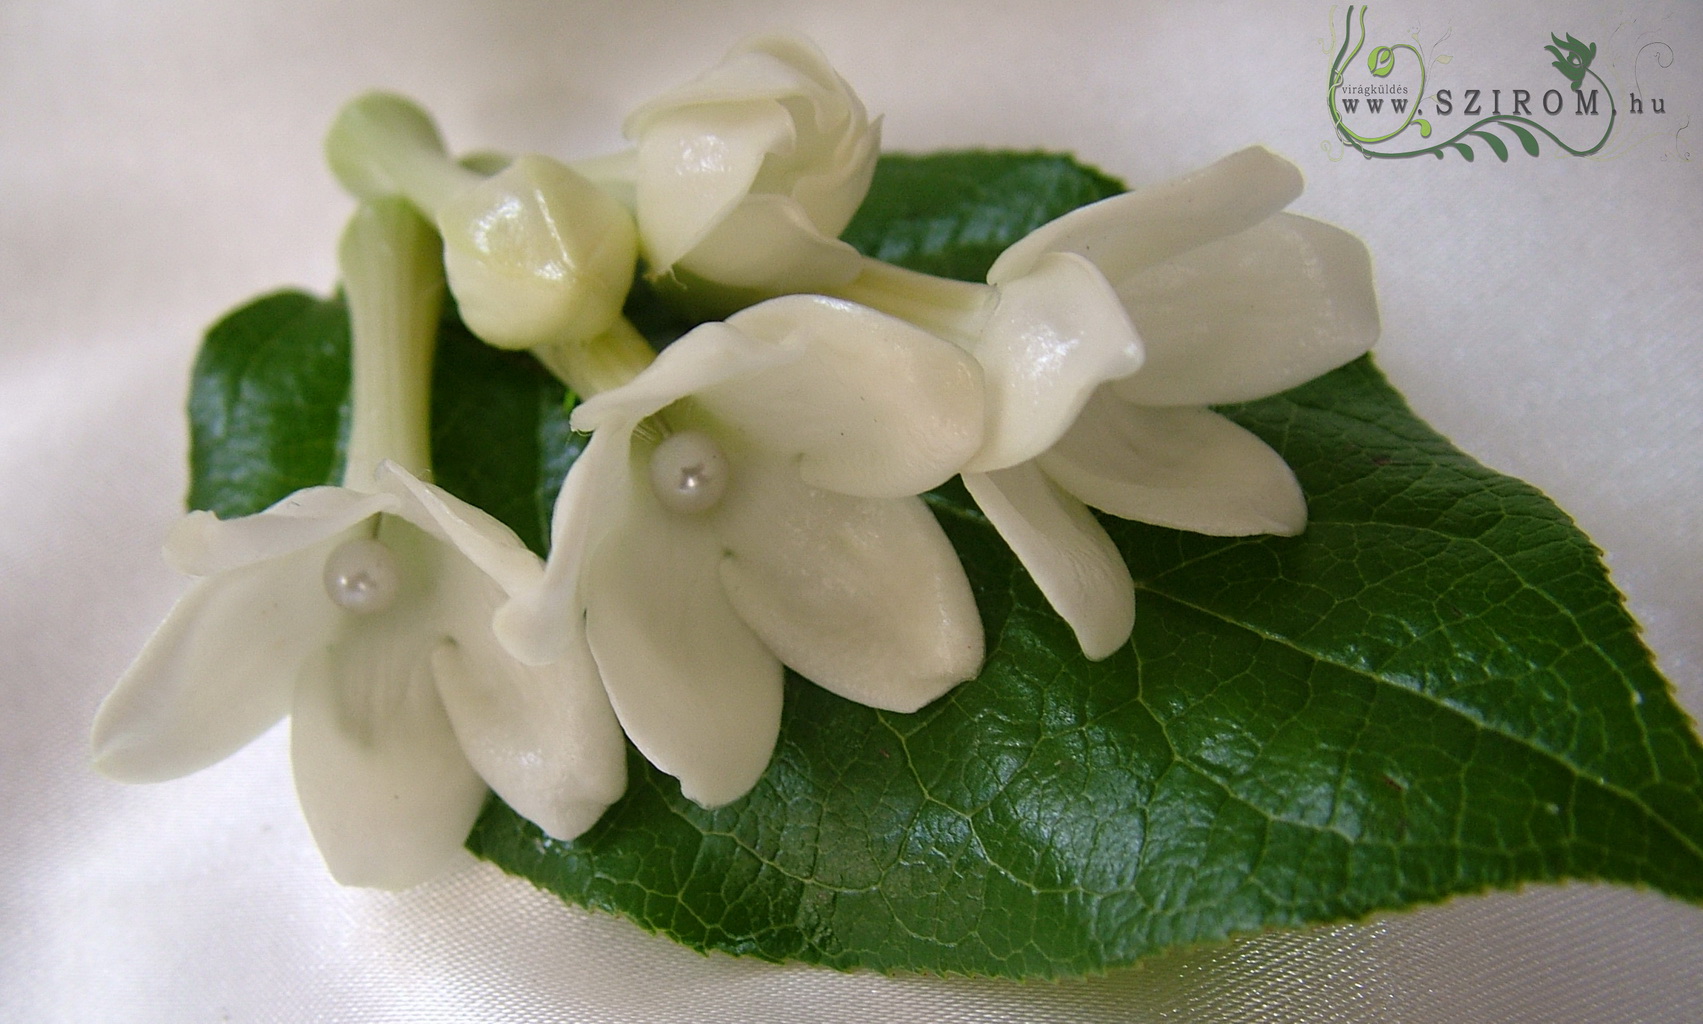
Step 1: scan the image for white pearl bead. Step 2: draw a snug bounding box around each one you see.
[648,430,730,515]
[322,537,402,614]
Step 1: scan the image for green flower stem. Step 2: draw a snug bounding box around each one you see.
[825,256,993,344]
[337,198,445,488]
[531,315,656,399]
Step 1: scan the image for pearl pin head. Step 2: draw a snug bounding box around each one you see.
[323,536,403,614]
[648,430,731,515]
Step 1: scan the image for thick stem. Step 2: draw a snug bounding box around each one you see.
[824,256,995,347]
[531,316,657,399]
[338,198,445,489]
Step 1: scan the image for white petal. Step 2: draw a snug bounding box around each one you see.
[966,252,1144,473]
[962,466,1134,661]
[431,628,626,842]
[369,474,625,839]
[377,462,542,597]
[570,320,794,434]
[698,295,984,498]
[624,35,838,126]
[164,488,395,576]
[91,542,343,782]
[584,460,783,808]
[729,33,852,106]
[675,192,864,291]
[632,101,792,273]
[494,424,631,666]
[987,146,1304,286]
[290,638,487,890]
[1110,213,1379,406]
[715,452,982,711]
[788,112,880,239]
[1038,391,1307,536]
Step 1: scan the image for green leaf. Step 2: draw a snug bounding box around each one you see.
[425,308,572,556]
[187,152,1703,979]
[840,151,1125,280]
[188,290,351,517]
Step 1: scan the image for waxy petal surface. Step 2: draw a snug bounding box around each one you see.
[164,487,395,577]
[677,192,864,290]
[92,543,343,782]
[378,462,543,597]
[715,452,982,711]
[987,146,1303,286]
[1110,214,1379,407]
[1039,392,1307,536]
[963,465,1134,661]
[584,467,783,808]
[786,111,880,239]
[571,320,793,434]
[432,627,625,842]
[633,100,792,273]
[625,34,844,123]
[495,425,628,666]
[700,295,984,497]
[291,641,487,890]
[967,252,1143,472]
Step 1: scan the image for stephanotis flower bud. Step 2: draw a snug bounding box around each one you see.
[90,200,626,888]
[496,295,985,808]
[831,147,1379,660]
[624,33,881,298]
[325,92,638,353]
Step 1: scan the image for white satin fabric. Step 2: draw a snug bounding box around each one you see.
[4,1,1700,1020]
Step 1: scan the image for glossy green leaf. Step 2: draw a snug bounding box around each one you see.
[840,150,1125,280]
[187,152,1703,979]
[188,290,351,517]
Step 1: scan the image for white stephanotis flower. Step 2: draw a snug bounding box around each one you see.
[624,33,881,296]
[497,295,986,808]
[90,199,626,889]
[91,465,627,889]
[833,147,1379,660]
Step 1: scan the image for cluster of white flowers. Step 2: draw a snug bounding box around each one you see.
[92,34,1378,888]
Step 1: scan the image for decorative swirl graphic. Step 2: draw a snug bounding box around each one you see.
[1635,40,1675,95]
[1329,6,1615,161]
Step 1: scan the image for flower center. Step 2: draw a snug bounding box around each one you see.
[323,537,402,614]
[648,430,730,515]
